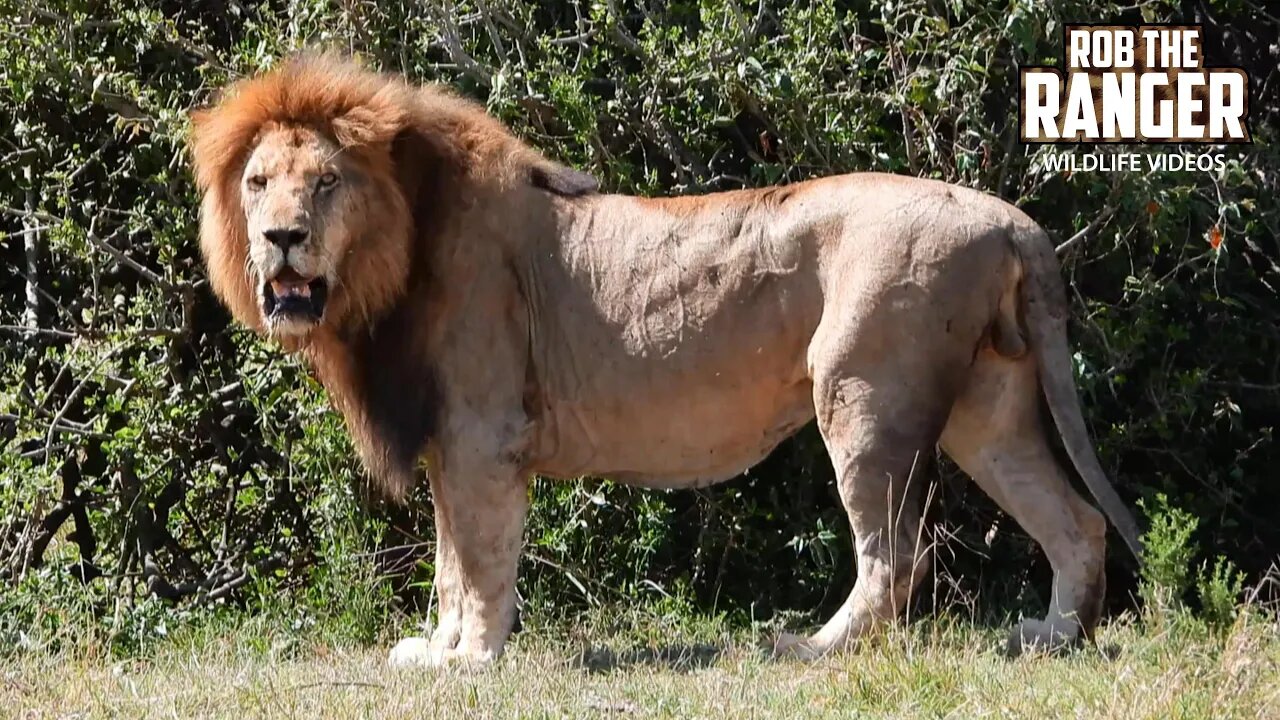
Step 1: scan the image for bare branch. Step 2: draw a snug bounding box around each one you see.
[0,324,182,341]
[0,207,175,291]
[44,342,127,463]
[550,30,599,46]
[22,166,41,329]
[605,0,646,57]
[426,0,495,87]
[1056,205,1120,256]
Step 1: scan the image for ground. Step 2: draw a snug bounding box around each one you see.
[3,609,1277,719]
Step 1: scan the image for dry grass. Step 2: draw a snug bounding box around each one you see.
[4,610,1279,719]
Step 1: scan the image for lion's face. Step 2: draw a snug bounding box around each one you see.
[238,124,364,337]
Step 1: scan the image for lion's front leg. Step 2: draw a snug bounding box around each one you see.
[426,489,464,656]
[438,459,529,665]
[389,485,465,668]
[390,442,529,669]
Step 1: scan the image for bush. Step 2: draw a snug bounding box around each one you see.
[1197,555,1247,631]
[1138,493,1199,614]
[1139,492,1250,632]
[1,0,1277,648]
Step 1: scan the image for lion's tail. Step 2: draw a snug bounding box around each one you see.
[1006,220,1144,562]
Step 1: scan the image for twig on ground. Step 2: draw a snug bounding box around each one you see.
[280,681,387,692]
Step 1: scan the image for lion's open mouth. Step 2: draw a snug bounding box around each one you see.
[262,267,328,324]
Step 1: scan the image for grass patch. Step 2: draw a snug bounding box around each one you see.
[3,607,1277,719]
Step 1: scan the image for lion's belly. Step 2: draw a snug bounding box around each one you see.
[527,355,816,489]
[524,281,821,488]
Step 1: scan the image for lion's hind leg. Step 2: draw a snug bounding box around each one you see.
[940,350,1107,656]
[773,361,950,660]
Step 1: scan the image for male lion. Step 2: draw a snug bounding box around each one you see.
[189,54,1141,667]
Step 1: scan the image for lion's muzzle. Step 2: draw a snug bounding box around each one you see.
[261,266,328,330]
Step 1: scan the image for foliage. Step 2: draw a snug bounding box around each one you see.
[1137,493,1200,614]
[1197,555,1247,631]
[1139,492,1250,633]
[1,0,1277,650]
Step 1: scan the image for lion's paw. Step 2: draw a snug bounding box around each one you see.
[388,636,435,668]
[1005,619,1081,658]
[388,636,500,669]
[770,632,824,661]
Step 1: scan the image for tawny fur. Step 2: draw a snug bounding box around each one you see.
[189,54,1140,669]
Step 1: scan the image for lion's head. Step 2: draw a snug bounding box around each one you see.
[188,54,598,497]
[233,123,388,336]
[189,55,423,341]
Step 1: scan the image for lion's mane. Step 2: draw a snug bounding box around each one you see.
[189,53,594,497]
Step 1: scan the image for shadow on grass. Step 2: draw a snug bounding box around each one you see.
[574,643,724,673]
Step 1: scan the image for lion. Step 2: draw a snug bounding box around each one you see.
[189,54,1142,667]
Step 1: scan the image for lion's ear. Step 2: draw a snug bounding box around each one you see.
[334,105,404,148]
[530,162,599,197]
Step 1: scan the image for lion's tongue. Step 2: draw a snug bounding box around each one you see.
[270,277,311,298]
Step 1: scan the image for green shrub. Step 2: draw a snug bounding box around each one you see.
[1196,555,1247,632]
[1138,493,1251,631]
[1137,493,1199,614]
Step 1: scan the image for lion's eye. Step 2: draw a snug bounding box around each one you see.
[247,174,267,190]
[318,172,339,189]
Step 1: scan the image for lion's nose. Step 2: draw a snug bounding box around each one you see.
[263,227,309,250]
